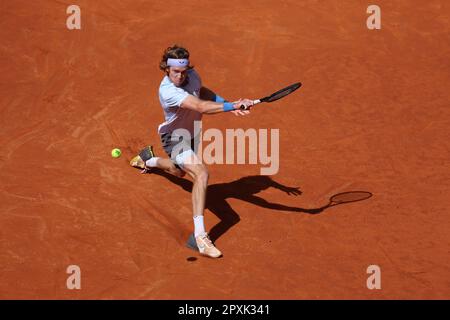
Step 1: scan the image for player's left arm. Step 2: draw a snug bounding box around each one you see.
[200,86,252,116]
[199,86,217,101]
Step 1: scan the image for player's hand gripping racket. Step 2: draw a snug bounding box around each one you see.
[240,82,302,110]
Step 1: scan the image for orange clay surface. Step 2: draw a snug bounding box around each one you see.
[0,0,449,299]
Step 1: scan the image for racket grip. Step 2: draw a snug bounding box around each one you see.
[239,100,260,110]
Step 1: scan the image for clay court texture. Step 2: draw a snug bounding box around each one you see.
[0,0,449,299]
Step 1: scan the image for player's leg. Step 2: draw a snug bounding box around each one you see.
[156,132,221,257]
[171,137,208,219]
[151,157,185,177]
[182,159,208,219]
[176,152,221,258]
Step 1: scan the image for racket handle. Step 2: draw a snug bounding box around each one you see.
[239,100,260,110]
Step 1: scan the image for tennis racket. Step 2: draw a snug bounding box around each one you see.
[240,82,302,110]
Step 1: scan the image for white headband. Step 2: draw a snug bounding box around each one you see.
[167,58,189,68]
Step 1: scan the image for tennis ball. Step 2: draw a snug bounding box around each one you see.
[111,148,121,158]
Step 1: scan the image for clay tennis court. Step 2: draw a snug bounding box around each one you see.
[1,0,449,299]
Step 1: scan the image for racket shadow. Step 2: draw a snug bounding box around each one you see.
[149,170,371,242]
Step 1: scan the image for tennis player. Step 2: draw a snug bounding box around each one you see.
[130,45,253,258]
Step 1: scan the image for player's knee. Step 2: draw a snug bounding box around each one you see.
[195,165,209,185]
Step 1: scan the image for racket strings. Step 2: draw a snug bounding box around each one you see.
[265,82,302,103]
[268,89,296,101]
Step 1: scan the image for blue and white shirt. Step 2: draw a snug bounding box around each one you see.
[157,69,202,136]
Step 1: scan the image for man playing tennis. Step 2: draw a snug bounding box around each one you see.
[130,45,253,258]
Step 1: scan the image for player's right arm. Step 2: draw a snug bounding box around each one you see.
[181,95,250,115]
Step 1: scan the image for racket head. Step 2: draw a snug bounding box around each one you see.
[261,82,302,103]
[329,191,373,205]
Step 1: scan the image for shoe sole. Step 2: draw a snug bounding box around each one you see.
[199,252,223,259]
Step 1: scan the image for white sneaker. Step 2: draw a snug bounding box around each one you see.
[195,232,222,258]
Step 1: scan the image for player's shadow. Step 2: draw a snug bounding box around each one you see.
[151,169,333,242]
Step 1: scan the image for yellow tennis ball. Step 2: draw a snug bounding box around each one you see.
[111,148,121,158]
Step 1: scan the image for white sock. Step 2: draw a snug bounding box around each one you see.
[193,215,206,237]
[145,157,160,167]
